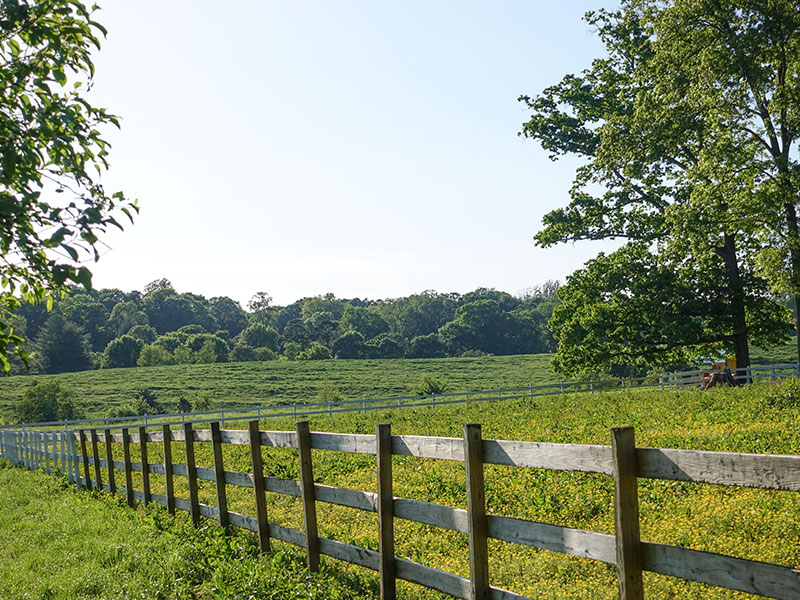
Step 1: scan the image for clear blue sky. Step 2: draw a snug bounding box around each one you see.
[86,1,620,306]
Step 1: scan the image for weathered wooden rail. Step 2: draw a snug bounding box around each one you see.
[2,423,799,600]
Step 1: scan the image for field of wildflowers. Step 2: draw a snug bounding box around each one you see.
[84,379,800,599]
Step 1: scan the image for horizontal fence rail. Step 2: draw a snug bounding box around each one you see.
[1,423,798,599]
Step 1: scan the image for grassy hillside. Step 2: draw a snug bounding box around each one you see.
[19,380,795,600]
[0,353,557,423]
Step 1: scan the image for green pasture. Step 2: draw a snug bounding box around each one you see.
[22,379,799,600]
[0,460,374,599]
[0,353,557,423]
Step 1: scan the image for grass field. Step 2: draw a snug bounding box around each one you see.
[0,353,558,423]
[1,340,798,424]
[0,460,375,599]
[7,380,798,599]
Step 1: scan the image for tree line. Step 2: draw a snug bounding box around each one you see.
[5,279,561,375]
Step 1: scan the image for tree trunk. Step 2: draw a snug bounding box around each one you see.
[784,202,800,369]
[716,233,750,383]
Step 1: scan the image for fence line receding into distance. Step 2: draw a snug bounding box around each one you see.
[3,361,798,433]
[1,422,798,600]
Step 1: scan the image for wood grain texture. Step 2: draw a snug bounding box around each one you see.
[612,427,643,600]
[104,429,116,495]
[377,424,396,599]
[396,558,470,599]
[210,422,229,529]
[394,498,468,533]
[487,515,615,564]
[90,430,102,491]
[315,483,377,512]
[138,426,151,505]
[320,538,379,571]
[393,435,462,460]
[122,428,134,507]
[637,447,800,491]
[464,424,489,600]
[311,431,373,454]
[483,439,613,474]
[162,424,175,514]
[79,430,92,490]
[641,541,800,600]
[248,420,270,553]
[183,422,201,525]
[296,421,319,571]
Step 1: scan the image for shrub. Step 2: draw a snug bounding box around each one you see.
[127,324,157,344]
[101,335,143,369]
[137,344,175,367]
[410,374,450,396]
[298,342,331,360]
[14,380,83,423]
[107,388,164,418]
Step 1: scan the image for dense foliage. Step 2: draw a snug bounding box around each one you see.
[519,2,797,376]
[5,280,561,375]
[0,0,136,374]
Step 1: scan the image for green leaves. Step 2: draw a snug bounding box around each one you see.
[0,0,137,371]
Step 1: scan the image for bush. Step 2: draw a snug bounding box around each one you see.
[137,344,175,367]
[106,388,164,418]
[101,335,144,368]
[14,380,83,423]
[239,323,281,352]
[283,341,301,361]
[410,374,450,396]
[127,324,157,344]
[298,342,331,360]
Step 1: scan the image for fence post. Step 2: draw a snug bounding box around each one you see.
[377,423,396,600]
[431,393,436,408]
[529,383,534,400]
[611,427,643,600]
[122,428,134,507]
[162,424,175,514]
[465,390,469,404]
[293,403,297,420]
[248,420,270,553]
[463,424,489,600]
[104,428,116,495]
[79,430,92,490]
[362,399,367,414]
[59,430,66,476]
[328,399,333,418]
[296,421,319,571]
[211,422,229,530]
[91,430,102,491]
[138,426,151,505]
[184,422,201,525]
[497,388,501,401]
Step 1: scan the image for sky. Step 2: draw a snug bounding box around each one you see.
[83,1,621,307]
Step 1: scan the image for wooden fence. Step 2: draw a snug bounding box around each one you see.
[2,422,799,600]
